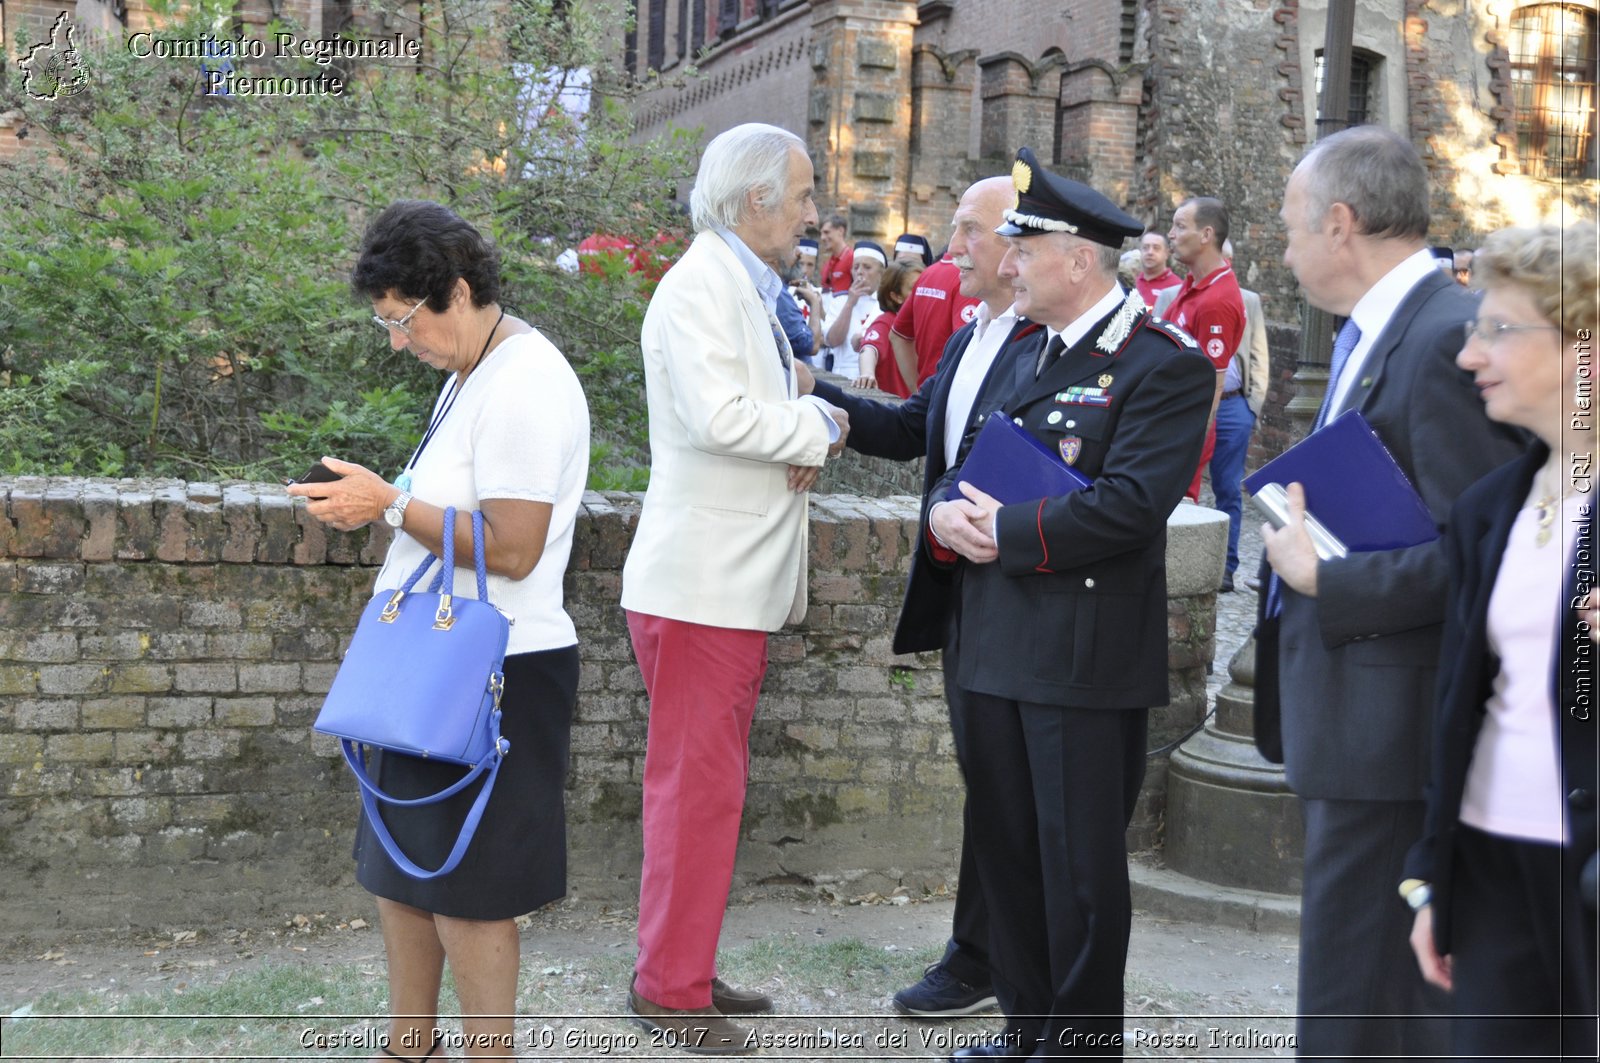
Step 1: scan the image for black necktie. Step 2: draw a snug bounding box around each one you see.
[1035,334,1065,379]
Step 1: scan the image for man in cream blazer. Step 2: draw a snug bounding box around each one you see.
[620,123,848,1055]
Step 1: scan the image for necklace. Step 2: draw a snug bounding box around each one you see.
[395,308,506,491]
[1531,456,1581,547]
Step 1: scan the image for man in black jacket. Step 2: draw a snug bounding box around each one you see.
[802,173,1021,1018]
[930,149,1212,1059]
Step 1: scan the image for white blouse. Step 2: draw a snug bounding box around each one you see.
[372,330,591,655]
[1460,492,1588,844]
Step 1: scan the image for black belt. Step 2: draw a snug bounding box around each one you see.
[1221,388,1244,400]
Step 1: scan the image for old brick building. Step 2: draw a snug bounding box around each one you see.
[623,0,1595,311]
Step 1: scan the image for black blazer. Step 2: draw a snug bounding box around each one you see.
[1254,271,1525,798]
[930,296,1214,708]
[812,315,1043,653]
[1405,445,1599,949]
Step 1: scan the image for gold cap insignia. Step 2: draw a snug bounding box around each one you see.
[1012,158,1032,195]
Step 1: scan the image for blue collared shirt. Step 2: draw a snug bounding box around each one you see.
[715,228,840,443]
[717,228,784,316]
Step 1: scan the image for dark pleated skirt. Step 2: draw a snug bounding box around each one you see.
[353,645,579,920]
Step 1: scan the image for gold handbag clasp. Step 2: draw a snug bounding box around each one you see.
[433,594,456,631]
[378,590,405,623]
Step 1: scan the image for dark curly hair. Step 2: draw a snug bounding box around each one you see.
[351,200,501,311]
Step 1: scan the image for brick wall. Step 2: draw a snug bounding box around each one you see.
[1,477,1218,935]
[630,10,815,197]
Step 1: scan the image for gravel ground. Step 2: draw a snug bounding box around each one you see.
[0,890,1297,1060]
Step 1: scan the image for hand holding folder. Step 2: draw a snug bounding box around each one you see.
[946,415,1092,506]
[1243,410,1437,554]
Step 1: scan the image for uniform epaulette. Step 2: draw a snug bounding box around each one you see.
[1145,317,1199,349]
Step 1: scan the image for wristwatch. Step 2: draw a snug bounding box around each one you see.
[1398,878,1432,911]
[383,491,413,528]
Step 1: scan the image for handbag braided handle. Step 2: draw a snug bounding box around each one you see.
[396,508,491,602]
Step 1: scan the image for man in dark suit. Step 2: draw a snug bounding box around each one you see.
[1258,125,1525,1060]
[800,173,1021,1018]
[932,148,1213,1059]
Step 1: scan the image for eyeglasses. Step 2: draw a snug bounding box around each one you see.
[372,297,427,337]
[1462,318,1560,344]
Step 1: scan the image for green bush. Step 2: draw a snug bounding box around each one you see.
[0,0,689,486]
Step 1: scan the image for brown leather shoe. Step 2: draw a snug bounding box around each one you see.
[710,976,773,1014]
[628,986,755,1055]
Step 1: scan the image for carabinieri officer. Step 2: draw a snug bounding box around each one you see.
[926,147,1214,1059]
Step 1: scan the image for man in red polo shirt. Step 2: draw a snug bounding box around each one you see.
[889,251,980,389]
[1163,196,1245,508]
[1134,230,1182,308]
[818,214,854,296]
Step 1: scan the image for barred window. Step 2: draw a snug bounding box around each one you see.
[1509,3,1597,180]
[648,0,665,70]
[1313,49,1378,128]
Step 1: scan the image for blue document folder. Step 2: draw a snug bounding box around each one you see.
[946,415,1092,505]
[1242,410,1438,551]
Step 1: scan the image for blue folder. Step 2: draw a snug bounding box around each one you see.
[946,415,1092,505]
[1242,410,1438,551]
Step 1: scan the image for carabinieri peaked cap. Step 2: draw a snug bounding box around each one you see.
[996,146,1144,247]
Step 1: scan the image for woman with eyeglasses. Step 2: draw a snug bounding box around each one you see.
[1404,221,1597,1061]
[289,199,590,1062]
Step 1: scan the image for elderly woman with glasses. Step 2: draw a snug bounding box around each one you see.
[1404,221,1597,1061]
[288,199,590,1062]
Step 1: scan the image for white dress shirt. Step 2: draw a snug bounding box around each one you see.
[1326,249,1440,416]
[942,301,1020,467]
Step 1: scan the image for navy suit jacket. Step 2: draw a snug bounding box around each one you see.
[1255,271,1525,798]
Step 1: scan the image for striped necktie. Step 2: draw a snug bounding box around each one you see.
[1314,319,1362,429]
[767,311,792,371]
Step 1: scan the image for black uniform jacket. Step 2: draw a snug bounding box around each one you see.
[813,315,1044,654]
[929,295,1214,709]
[1404,444,1599,949]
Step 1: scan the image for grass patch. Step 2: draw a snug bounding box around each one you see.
[1,935,947,1059]
[3,963,392,1059]
[721,936,935,997]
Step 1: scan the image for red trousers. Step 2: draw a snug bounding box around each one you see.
[626,611,768,1009]
[1186,418,1217,502]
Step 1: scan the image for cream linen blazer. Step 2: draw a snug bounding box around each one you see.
[620,231,832,631]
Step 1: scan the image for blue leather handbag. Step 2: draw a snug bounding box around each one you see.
[315,508,511,879]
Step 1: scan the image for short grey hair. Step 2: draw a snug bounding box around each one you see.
[1296,126,1429,241]
[1066,233,1124,277]
[690,124,807,234]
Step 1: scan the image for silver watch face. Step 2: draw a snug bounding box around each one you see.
[385,496,408,527]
